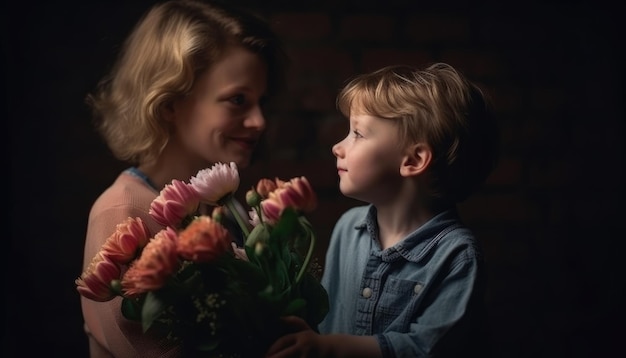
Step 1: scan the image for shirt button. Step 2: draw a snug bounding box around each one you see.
[362,287,372,298]
[414,284,423,294]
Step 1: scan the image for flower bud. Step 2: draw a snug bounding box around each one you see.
[212,206,226,223]
[246,188,262,207]
[110,279,123,295]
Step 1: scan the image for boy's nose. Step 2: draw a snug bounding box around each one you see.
[332,141,343,158]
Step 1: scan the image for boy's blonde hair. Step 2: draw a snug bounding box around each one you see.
[337,63,499,203]
[87,0,287,165]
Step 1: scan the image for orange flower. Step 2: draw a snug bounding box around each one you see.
[121,227,179,298]
[177,216,233,263]
[75,252,121,302]
[101,217,151,264]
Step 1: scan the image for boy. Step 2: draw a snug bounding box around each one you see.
[267,63,499,357]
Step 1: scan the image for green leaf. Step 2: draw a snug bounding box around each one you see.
[299,273,330,325]
[271,208,299,241]
[295,217,315,255]
[228,257,267,292]
[141,292,167,332]
[274,258,290,292]
[244,244,261,267]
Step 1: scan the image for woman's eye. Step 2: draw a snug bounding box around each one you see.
[229,94,246,106]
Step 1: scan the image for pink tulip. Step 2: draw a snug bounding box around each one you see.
[259,176,317,225]
[274,178,287,188]
[177,216,233,263]
[255,178,277,199]
[75,252,122,302]
[260,192,283,225]
[121,227,179,298]
[277,177,317,213]
[101,217,151,264]
[150,180,200,228]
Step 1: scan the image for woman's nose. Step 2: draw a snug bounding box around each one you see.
[245,106,266,131]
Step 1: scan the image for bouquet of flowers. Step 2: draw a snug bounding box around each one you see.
[76,162,329,357]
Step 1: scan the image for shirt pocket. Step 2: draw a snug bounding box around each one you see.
[375,277,424,331]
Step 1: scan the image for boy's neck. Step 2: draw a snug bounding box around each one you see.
[375,197,452,250]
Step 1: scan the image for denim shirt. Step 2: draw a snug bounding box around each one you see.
[319,205,488,358]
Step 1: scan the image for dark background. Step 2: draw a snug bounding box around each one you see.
[6,0,624,357]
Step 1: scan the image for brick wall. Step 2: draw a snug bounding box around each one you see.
[239,2,625,356]
[243,1,623,357]
[8,0,623,356]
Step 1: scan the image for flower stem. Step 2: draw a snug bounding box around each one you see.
[255,205,264,226]
[224,197,250,238]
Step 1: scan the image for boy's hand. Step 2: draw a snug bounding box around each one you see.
[265,316,326,357]
[265,316,382,358]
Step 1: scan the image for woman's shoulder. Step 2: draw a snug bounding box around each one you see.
[85,171,163,250]
[89,171,157,219]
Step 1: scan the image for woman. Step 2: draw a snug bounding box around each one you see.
[80,1,287,356]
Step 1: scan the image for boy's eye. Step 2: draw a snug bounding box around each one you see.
[352,130,363,138]
[229,94,246,105]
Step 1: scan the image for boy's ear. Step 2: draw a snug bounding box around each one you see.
[400,143,432,177]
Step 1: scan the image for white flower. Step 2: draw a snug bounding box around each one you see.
[190,162,240,205]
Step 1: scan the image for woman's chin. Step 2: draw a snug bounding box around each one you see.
[228,155,251,170]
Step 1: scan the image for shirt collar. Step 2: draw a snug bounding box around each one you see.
[352,204,461,262]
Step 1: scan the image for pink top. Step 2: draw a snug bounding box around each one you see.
[81,171,180,357]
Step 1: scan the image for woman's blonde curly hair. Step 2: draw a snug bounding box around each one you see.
[87,0,287,166]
